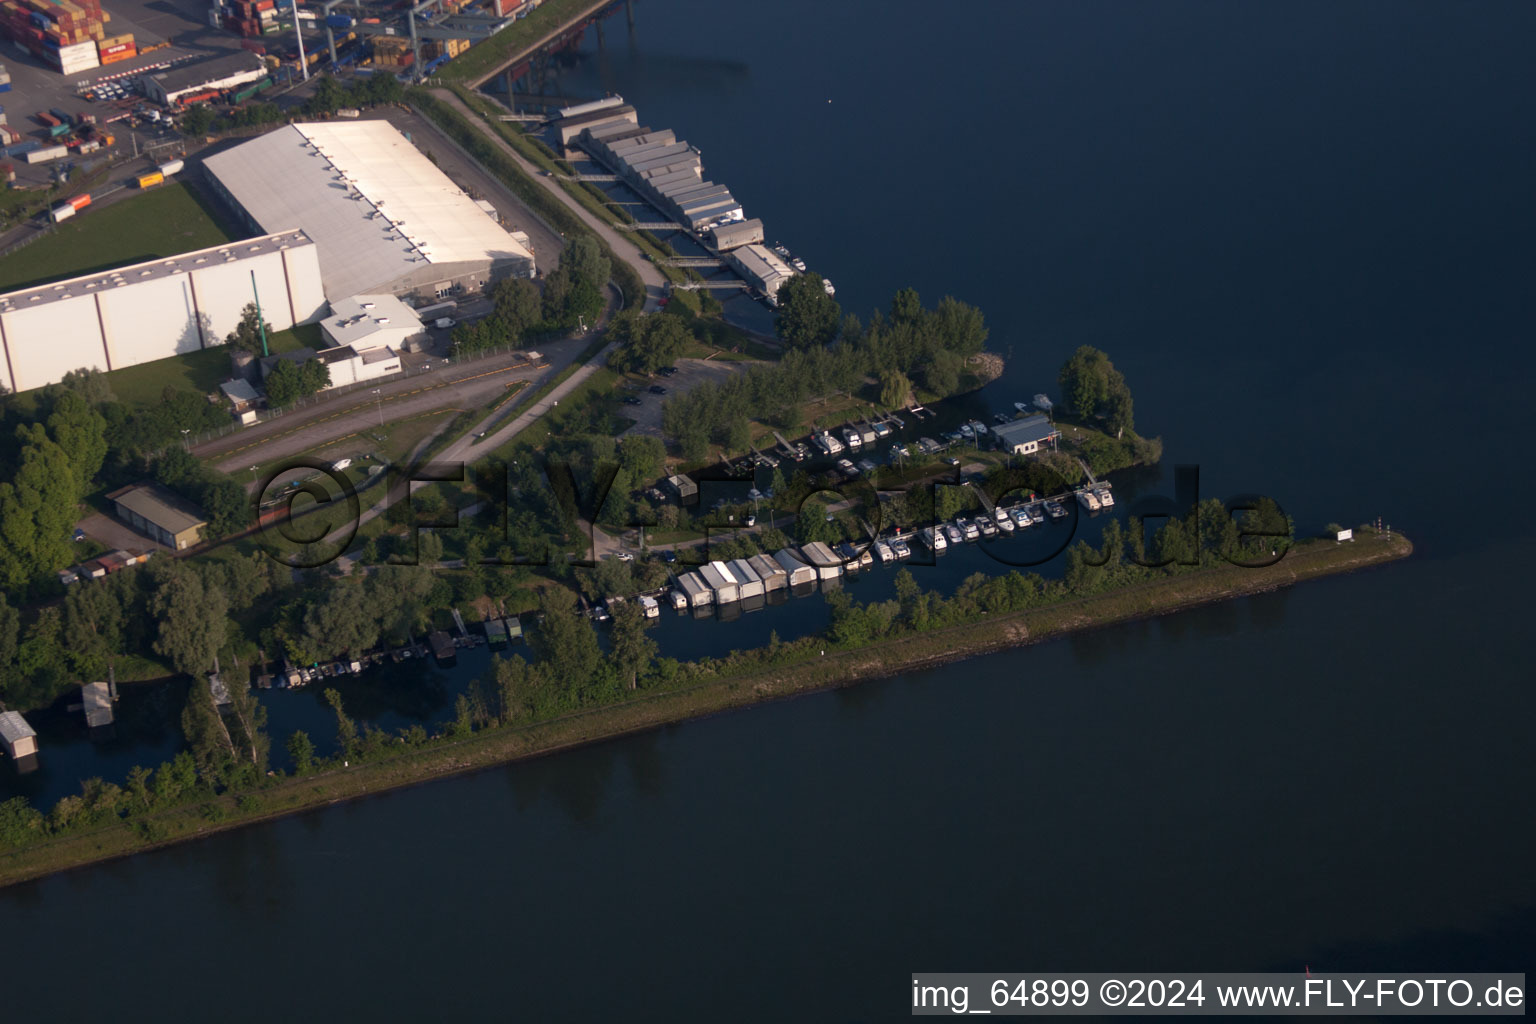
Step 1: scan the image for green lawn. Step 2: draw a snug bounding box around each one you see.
[105,346,236,408]
[266,321,323,355]
[0,182,242,291]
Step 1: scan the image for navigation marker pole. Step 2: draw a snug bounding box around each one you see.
[250,271,270,357]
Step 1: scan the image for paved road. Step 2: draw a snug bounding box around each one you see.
[428,88,669,313]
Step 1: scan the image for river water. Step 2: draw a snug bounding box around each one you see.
[3,1,1533,1018]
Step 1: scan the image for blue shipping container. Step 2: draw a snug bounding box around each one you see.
[325,13,353,27]
[6,140,40,156]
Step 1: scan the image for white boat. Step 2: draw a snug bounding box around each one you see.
[958,423,974,438]
[1028,502,1046,524]
[640,595,660,619]
[1014,401,1032,413]
[1096,486,1115,508]
[1033,393,1054,412]
[822,278,836,297]
[841,427,862,449]
[1010,506,1031,528]
[994,507,1015,532]
[891,538,911,559]
[959,518,980,542]
[978,517,998,538]
[1045,500,1068,520]
[874,541,895,564]
[922,526,948,551]
[1077,489,1101,511]
[944,523,964,546]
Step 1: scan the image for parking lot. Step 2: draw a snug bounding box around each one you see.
[620,357,751,439]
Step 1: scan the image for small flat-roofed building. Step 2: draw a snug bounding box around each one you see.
[747,553,788,591]
[698,562,740,604]
[555,103,638,147]
[676,572,713,608]
[726,558,764,600]
[773,548,817,587]
[107,483,207,550]
[220,379,262,424]
[993,414,1061,456]
[0,711,37,760]
[708,218,764,252]
[321,294,425,352]
[727,244,796,303]
[666,473,698,504]
[81,681,115,729]
[798,542,844,581]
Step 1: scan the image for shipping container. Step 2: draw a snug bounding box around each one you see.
[36,110,58,126]
[157,158,182,175]
[136,170,162,187]
[47,122,69,137]
[25,143,66,163]
[4,139,39,157]
[50,203,74,222]
[68,192,89,209]
[324,12,351,27]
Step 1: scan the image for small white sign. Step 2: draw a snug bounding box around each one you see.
[1335,528,1353,542]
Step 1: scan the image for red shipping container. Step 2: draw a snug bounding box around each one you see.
[98,40,129,54]
[68,192,90,209]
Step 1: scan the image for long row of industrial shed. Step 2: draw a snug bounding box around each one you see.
[672,541,877,611]
[553,96,798,303]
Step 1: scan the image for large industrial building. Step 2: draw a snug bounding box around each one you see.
[0,230,325,394]
[141,51,268,106]
[203,121,536,303]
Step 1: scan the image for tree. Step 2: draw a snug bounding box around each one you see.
[125,765,153,813]
[180,103,214,136]
[563,236,610,291]
[879,369,914,410]
[0,427,78,590]
[774,273,841,349]
[493,655,536,721]
[487,276,542,344]
[1059,346,1133,426]
[46,390,107,497]
[180,674,236,787]
[612,311,692,374]
[618,435,665,486]
[150,563,228,678]
[304,75,343,116]
[528,586,600,695]
[608,601,656,690]
[264,358,329,407]
[221,665,269,774]
[324,688,358,758]
[223,303,272,356]
[303,578,379,659]
[286,730,316,774]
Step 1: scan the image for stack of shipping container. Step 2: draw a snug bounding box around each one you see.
[221,0,279,38]
[0,60,11,91]
[0,0,110,74]
[420,37,467,60]
[97,30,133,63]
[370,33,412,68]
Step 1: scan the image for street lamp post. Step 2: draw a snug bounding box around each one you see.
[180,428,191,452]
[371,389,384,428]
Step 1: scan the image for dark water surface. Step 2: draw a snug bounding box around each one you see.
[4,1,1533,1018]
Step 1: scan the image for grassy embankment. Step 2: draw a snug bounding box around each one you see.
[437,0,605,86]
[0,530,1411,889]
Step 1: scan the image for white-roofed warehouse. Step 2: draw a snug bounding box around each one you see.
[202,121,536,303]
[0,230,325,394]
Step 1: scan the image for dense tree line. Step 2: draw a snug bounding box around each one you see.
[451,238,609,355]
[661,288,988,461]
[0,549,280,711]
[264,357,331,407]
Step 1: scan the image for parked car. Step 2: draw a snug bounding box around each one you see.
[623,395,643,405]
[648,385,667,395]
[658,366,678,376]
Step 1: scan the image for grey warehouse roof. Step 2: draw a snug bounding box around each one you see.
[0,710,35,744]
[108,483,207,535]
[204,122,533,299]
[993,414,1059,447]
[145,51,265,94]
